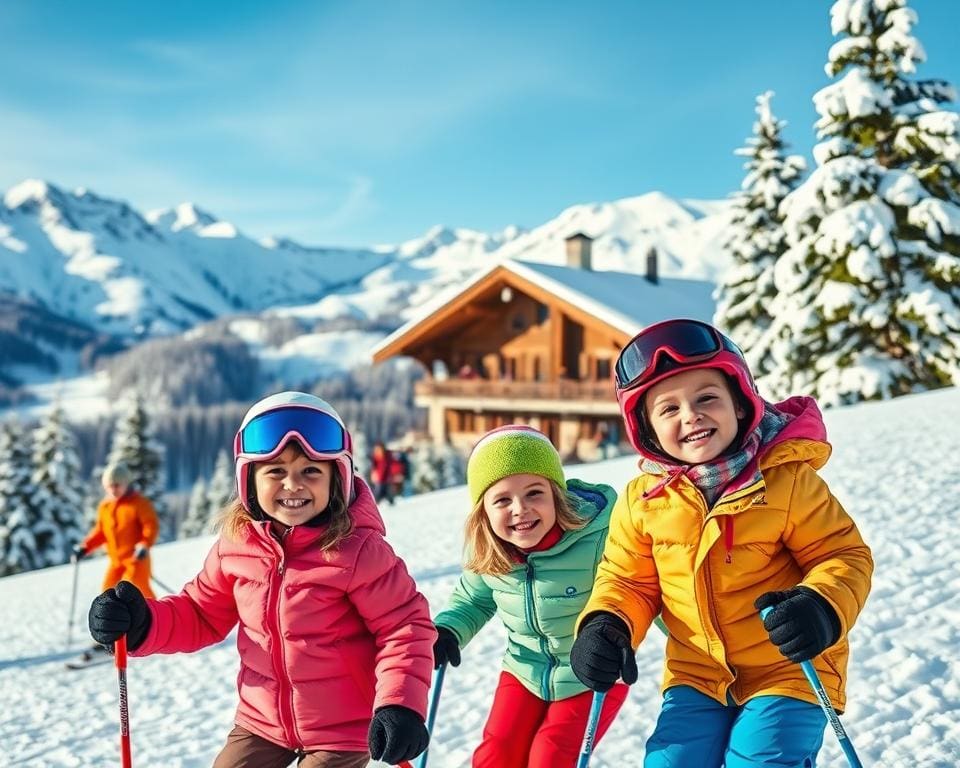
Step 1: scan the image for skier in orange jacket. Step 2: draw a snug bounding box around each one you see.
[74,462,159,599]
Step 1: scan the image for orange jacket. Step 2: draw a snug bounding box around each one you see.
[578,397,873,712]
[83,490,159,596]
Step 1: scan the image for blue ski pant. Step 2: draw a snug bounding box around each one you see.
[644,685,826,767]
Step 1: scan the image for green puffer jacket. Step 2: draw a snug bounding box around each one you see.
[434,479,616,701]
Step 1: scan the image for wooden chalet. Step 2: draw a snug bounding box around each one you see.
[371,234,715,459]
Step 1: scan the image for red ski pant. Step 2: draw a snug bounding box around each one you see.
[472,671,628,768]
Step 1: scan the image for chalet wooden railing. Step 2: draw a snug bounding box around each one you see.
[415,378,616,401]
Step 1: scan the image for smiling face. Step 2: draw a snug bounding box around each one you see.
[253,443,332,527]
[482,473,557,548]
[644,367,745,464]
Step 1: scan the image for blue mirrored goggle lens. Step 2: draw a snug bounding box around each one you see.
[239,407,346,455]
[615,321,721,389]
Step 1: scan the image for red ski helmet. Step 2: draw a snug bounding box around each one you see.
[234,391,355,512]
[614,319,764,458]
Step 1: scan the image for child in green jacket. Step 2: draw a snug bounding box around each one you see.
[432,425,628,768]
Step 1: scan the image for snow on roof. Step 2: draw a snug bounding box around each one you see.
[371,258,715,356]
[510,260,715,334]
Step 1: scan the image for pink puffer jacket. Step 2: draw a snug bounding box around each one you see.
[132,478,436,752]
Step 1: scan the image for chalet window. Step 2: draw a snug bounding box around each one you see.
[596,358,611,381]
[537,303,549,324]
[512,314,526,331]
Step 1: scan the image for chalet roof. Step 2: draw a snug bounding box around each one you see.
[371,258,716,358]
[508,260,714,335]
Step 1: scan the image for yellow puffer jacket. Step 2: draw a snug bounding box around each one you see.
[578,397,872,712]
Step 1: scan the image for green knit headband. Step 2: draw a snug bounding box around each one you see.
[467,426,566,505]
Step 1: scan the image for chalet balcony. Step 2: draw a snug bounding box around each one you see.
[414,378,620,416]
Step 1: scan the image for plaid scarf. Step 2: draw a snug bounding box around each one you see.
[641,403,789,507]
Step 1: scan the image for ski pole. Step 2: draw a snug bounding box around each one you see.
[576,690,607,768]
[150,574,176,595]
[115,636,132,768]
[413,663,446,768]
[759,607,863,768]
[65,555,81,651]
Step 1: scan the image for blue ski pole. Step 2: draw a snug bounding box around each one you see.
[414,663,446,768]
[576,690,606,768]
[759,606,863,768]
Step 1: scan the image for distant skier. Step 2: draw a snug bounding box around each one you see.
[74,462,158,600]
[87,391,436,767]
[431,425,627,767]
[569,319,874,767]
[369,441,395,505]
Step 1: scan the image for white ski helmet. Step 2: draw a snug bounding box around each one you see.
[233,391,355,513]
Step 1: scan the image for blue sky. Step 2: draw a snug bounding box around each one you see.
[2,1,959,247]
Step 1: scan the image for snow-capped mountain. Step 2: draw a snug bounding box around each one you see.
[0,179,391,337]
[0,179,731,413]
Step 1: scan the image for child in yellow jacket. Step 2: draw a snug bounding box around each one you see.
[570,318,873,768]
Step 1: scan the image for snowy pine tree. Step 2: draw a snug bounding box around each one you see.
[30,404,86,567]
[0,421,43,576]
[180,477,210,539]
[411,442,441,494]
[351,429,370,485]
[758,0,960,404]
[437,443,465,489]
[108,391,170,538]
[206,450,234,516]
[716,91,805,366]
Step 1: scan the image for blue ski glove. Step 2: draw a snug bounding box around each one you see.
[368,704,429,763]
[570,611,638,692]
[88,580,152,652]
[432,625,461,669]
[756,586,840,663]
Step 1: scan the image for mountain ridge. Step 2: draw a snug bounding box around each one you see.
[0,178,731,415]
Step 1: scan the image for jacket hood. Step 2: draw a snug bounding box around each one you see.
[759,396,831,471]
[346,475,387,535]
[543,479,616,556]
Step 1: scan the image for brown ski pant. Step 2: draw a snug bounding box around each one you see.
[212,726,370,768]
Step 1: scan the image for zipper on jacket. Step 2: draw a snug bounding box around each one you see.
[267,530,304,750]
[692,499,737,701]
[524,560,557,700]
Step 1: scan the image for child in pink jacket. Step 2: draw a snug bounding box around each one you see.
[88,391,437,768]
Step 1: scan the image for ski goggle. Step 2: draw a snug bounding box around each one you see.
[234,406,349,459]
[615,319,744,392]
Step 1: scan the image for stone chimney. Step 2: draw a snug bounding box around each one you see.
[564,232,593,271]
[646,246,658,284]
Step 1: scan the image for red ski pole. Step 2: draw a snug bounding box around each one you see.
[115,636,132,768]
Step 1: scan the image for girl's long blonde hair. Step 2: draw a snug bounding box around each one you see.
[464,479,585,576]
[216,444,354,551]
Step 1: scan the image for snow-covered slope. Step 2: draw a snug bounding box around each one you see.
[1,386,958,767]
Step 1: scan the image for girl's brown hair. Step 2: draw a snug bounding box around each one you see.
[463,479,585,576]
[216,442,354,551]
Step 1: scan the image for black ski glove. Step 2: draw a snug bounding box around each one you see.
[756,586,841,663]
[368,704,429,764]
[88,580,152,652]
[432,625,461,669]
[570,611,639,692]
[71,544,87,562]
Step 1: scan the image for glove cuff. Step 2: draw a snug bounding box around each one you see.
[127,605,153,652]
[796,586,841,647]
[581,610,630,638]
